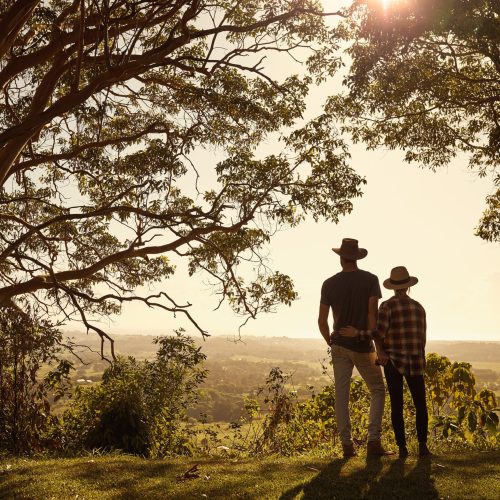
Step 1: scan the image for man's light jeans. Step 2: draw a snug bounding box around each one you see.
[331,344,385,446]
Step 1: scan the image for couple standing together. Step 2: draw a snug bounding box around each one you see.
[318,238,430,459]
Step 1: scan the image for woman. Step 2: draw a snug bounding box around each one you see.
[376,266,430,458]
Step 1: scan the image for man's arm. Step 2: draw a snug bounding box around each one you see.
[367,295,378,330]
[318,303,332,346]
[337,297,388,364]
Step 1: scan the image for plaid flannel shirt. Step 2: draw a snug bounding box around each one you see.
[374,295,427,376]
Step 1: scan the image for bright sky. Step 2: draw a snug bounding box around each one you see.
[84,1,500,343]
[105,145,499,342]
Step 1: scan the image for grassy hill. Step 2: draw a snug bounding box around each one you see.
[4,334,498,498]
[1,451,499,499]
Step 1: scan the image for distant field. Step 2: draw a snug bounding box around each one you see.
[61,333,500,387]
[468,361,500,372]
[63,331,500,365]
[54,333,500,421]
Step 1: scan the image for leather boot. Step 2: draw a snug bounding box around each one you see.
[419,443,432,457]
[342,443,357,458]
[367,440,395,456]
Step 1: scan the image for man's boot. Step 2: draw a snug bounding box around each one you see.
[342,443,357,458]
[366,440,395,456]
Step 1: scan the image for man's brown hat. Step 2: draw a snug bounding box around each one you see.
[332,238,367,260]
[383,266,418,290]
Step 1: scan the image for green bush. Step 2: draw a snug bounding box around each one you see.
[62,330,207,457]
[0,307,72,454]
[199,353,499,457]
[62,358,150,454]
[234,368,381,456]
[426,353,499,451]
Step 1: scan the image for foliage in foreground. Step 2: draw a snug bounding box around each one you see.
[335,0,500,241]
[0,0,360,348]
[62,330,207,457]
[194,355,499,457]
[0,307,72,454]
[1,321,498,459]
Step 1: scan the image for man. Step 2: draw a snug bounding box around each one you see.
[318,238,391,458]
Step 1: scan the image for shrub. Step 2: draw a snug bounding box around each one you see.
[0,306,72,454]
[211,353,499,457]
[426,353,499,451]
[62,330,207,456]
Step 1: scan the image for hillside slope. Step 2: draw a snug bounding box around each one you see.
[1,451,499,499]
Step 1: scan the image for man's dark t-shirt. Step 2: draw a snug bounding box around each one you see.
[321,270,382,353]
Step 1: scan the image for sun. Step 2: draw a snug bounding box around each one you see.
[382,0,392,9]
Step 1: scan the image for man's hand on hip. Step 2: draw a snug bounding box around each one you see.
[339,326,359,338]
[376,349,389,366]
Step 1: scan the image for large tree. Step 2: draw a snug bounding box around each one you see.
[332,0,500,241]
[0,0,361,355]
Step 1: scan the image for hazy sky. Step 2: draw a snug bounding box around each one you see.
[79,1,500,343]
[104,144,499,342]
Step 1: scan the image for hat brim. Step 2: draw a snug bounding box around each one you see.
[332,248,368,260]
[383,276,418,290]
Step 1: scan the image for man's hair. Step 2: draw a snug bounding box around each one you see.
[340,256,356,265]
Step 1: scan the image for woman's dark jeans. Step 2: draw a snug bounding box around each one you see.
[384,360,428,447]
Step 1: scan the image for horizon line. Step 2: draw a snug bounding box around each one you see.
[61,329,500,343]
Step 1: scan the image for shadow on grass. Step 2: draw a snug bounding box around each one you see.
[0,457,179,499]
[2,451,498,499]
[280,456,438,500]
[0,456,304,499]
[366,457,438,500]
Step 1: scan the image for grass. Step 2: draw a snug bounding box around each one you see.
[1,450,499,499]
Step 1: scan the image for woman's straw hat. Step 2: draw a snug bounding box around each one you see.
[383,266,418,290]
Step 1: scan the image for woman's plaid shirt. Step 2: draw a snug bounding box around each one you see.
[375,295,427,376]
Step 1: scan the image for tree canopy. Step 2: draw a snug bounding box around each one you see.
[0,0,363,353]
[332,0,500,242]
